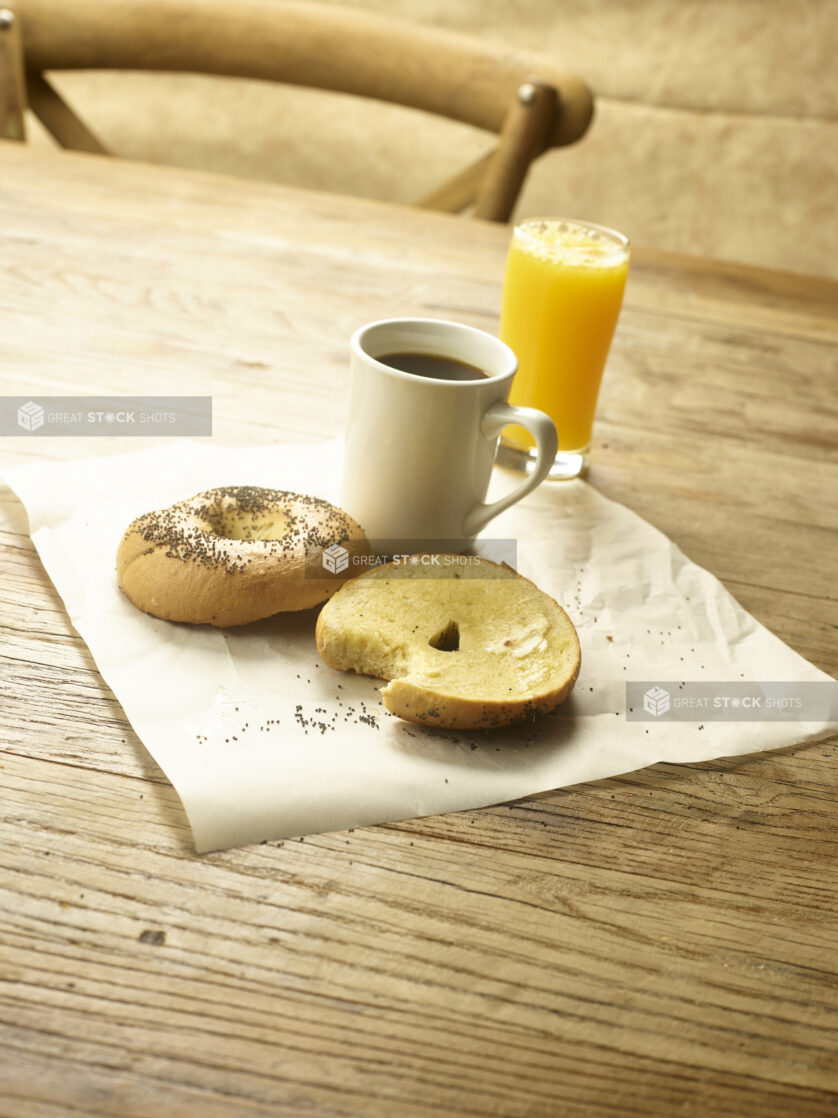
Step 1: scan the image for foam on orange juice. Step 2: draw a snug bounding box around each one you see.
[500,219,629,455]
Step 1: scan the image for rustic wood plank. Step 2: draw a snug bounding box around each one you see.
[2,748,838,1115]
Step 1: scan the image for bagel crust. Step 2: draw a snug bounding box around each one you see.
[315,555,581,731]
[117,486,370,626]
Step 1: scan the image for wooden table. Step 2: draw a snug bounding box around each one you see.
[1,143,837,1117]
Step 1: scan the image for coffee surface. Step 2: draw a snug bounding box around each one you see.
[378,351,488,381]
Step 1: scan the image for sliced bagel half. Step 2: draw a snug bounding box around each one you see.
[315,555,580,731]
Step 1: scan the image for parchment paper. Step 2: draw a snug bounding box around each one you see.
[5,439,835,852]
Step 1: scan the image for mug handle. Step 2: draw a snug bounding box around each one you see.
[463,401,559,538]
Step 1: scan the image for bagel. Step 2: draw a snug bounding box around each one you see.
[117,486,370,626]
[315,555,581,730]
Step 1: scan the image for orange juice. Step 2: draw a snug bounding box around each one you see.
[500,218,629,462]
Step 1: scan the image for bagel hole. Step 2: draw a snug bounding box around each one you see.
[429,620,460,653]
[205,510,289,541]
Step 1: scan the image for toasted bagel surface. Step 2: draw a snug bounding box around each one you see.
[117,486,370,626]
[315,555,580,730]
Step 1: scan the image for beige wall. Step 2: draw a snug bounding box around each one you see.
[26,0,838,278]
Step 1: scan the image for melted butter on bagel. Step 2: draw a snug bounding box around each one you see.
[117,486,370,626]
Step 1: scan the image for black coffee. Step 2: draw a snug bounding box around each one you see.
[378,351,488,381]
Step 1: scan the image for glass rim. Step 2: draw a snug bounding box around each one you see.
[513,216,630,258]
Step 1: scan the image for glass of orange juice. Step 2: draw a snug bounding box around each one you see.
[499,217,630,479]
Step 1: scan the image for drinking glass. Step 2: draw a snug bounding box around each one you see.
[499,217,630,479]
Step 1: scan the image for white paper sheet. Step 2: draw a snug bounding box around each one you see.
[5,439,835,852]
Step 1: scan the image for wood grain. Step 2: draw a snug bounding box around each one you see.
[0,143,837,1117]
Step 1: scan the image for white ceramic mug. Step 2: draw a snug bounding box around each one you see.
[341,317,558,550]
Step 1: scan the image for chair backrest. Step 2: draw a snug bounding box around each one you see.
[8,0,593,221]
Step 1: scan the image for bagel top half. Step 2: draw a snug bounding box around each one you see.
[117,485,370,626]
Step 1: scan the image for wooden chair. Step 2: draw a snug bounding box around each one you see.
[0,8,26,141]
[4,0,593,222]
